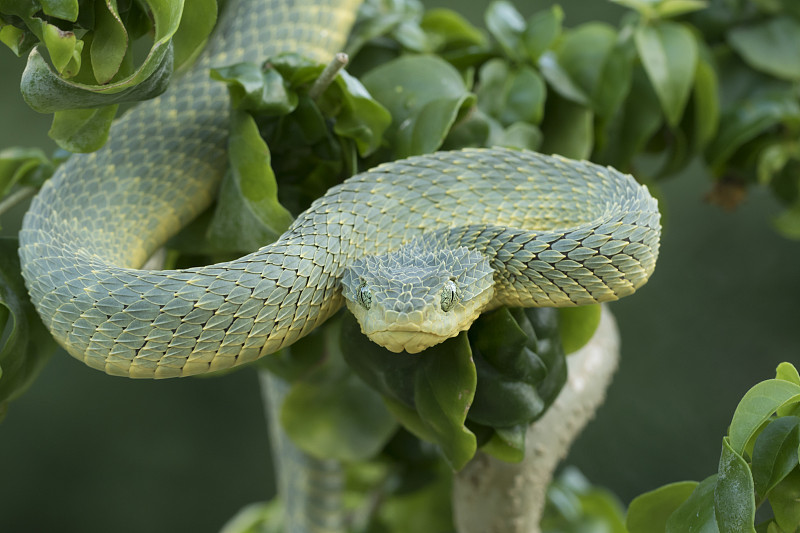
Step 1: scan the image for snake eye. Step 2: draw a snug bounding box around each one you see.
[440,279,459,312]
[356,282,372,310]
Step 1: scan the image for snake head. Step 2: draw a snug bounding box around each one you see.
[341,240,494,354]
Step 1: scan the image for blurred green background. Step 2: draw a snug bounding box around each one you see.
[1,1,798,531]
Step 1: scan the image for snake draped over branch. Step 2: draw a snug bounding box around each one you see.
[18,0,660,379]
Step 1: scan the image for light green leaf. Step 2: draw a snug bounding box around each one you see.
[540,94,594,160]
[555,23,618,111]
[715,437,756,533]
[656,0,708,18]
[558,305,601,355]
[485,0,525,61]
[420,8,486,51]
[48,104,118,152]
[414,332,477,470]
[729,379,800,455]
[665,475,720,533]
[482,425,526,463]
[496,122,542,151]
[538,51,590,105]
[751,417,800,498]
[361,54,474,158]
[477,60,546,126]
[281,323,397,462]
[774,205,800,241]
[40,0,79,21]
[91,0,128,84]
[627,481,699,533]
[42,22,81,77]
[206,109,294,252]
[776,363,800,386]
[171,0,217,70]
[219,500,284,533]
[635,21,698,127]
[211,62,298,114]
[523,5,562,62]
[728,17,800,81]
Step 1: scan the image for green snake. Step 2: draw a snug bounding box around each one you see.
[18,0,659,527]
[18,0,660,375]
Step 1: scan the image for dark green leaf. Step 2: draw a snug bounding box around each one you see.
[477,60,546,126]
[558,305,601,355]
[691,56,720,150]
[48,104,118,152]
[665,475,720,533]
[206,109,294,252]
[281,322,397,462]
[769,467,800,532]
[540,94,594,159]
[635,21,698,127]
[627,481,700,533]
[485,0,525,61]
[729,379,800,455]
[413,332,477,470]
[0,238,56,420]
[0,147,53,196]
[361,54,474,158]
[91,0,128,84]
[715,437,756,533]
[523,5,562,62]
[172,0,216,70]
[728,17,800,81]
[751,417,800,497]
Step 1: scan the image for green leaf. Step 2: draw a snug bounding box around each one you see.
[538,51,590,105]
[691,56,720,150]
[715,437,756,533]
[280,322,397,462]
[555,23,618,111]
[774,205,800,241]
[485,0,525,61]
[91,0,128,84]
[220,500,284,533]
[211,62,298,114]
[0,238,56,419]
[0,22,36,56]
[751,417,800,498]
[413,332,477,471]
[665,474,720,533]
[171,0,216,70]
[48,104,118,152]
[42,22,81,78]
[729,379,800,455]
[0,147,54,196]
[558,305,601,355]
[728,17,800,81]
[543,468,628,532]
[776,363,800,386]
[41,0,79,21]
[477,60,546,126]
[627,481,699,533]
[635,21,698,127]
[361,54,474,158]
[540,94,594,159]
[482,424,526,462]
[206,109,294,252]
[656,0,709,18]
[20,0,183,113]
[495,122,542,151]
[769,467,800,532]
[420,8,486,51]
[523,5,562,62]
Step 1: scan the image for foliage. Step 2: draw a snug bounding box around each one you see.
[627,362,800,532]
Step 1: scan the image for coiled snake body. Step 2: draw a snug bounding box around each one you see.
[19,0,660,378]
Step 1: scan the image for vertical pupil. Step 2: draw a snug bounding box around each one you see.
[358,284,371,309]
[441,280,457,311]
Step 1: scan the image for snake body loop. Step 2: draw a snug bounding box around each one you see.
[19,0,660,379]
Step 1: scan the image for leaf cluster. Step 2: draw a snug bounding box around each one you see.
[627,362,800,533]
[0,0,217,151]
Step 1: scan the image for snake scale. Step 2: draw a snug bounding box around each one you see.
[19,0,660,378]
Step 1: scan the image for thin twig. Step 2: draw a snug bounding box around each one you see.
[0,186,36,218]
[309,53,349,101]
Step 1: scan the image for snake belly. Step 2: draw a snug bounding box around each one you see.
[18,0,661,380]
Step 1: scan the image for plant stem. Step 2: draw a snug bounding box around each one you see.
[309,53,349,100]
[451,307,621,533]
[258,367,346,533]
[0,186,36,218]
